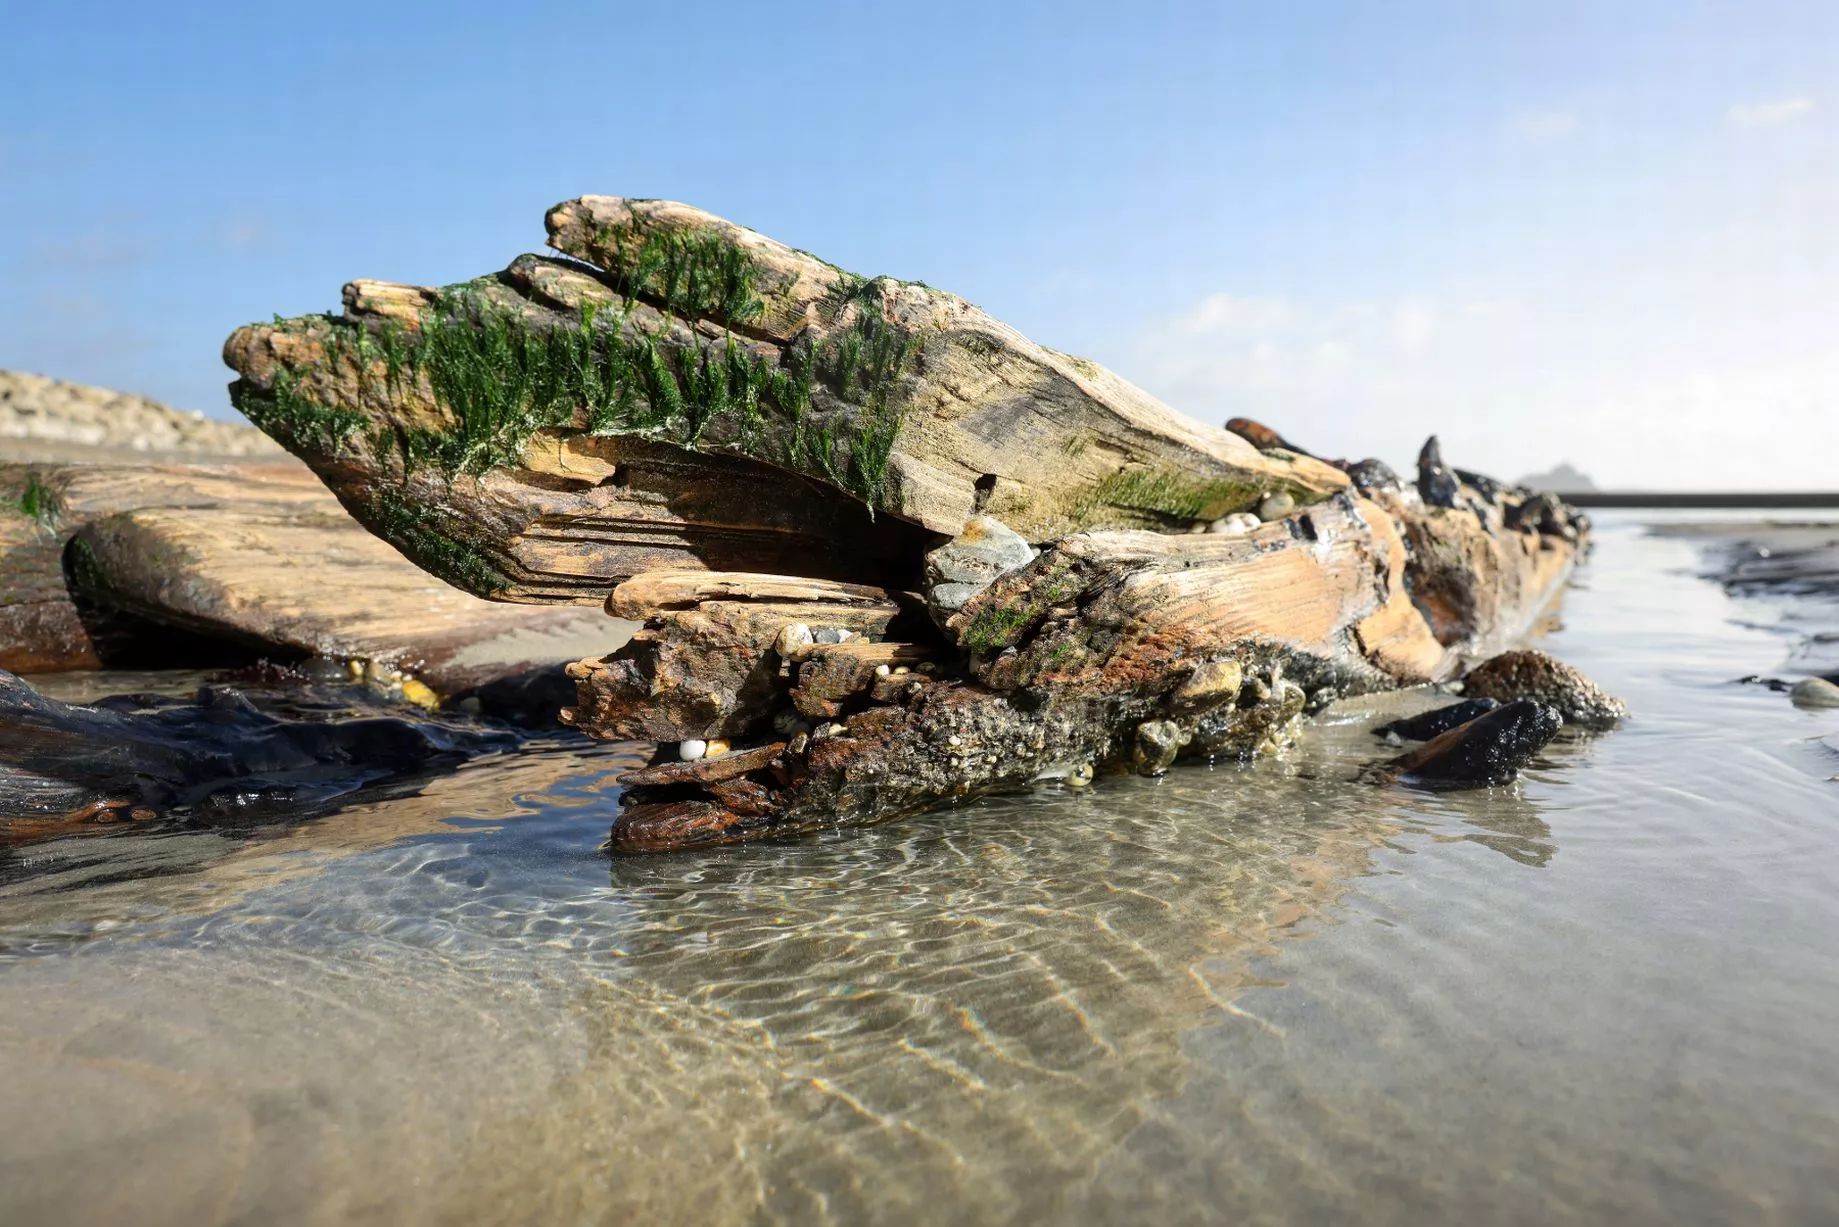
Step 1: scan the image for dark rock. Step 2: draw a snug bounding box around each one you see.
[443,664,580,728]
[1462,649,1626,729]
[1417,436,1461,509]
[1378,698,1564,788]
[1342,458,1403,495]
[1454,467,1508,503]
[0,669,518,834]
[1374,697,1501,742]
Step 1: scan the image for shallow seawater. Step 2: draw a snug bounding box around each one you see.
[3,512,1838,1226]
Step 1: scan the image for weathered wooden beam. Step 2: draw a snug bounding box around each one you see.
[565,571,919,742]
[221,198,1349,599]
[0,460,615,692]
[586,473,1590,851]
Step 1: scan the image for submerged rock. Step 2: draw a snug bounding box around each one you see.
[1373,697,1502,742]
[1462,650,1626,729]
[1374,698,1564,788]
[925,515,1038,624]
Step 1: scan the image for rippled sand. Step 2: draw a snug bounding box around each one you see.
[2,514,1837,1225]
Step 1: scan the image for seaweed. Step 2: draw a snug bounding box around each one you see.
[363,488,507,597]
[594,223,766,329]
[1071,468,1264,526]
[242,262,926,521]
[17,471,61,530]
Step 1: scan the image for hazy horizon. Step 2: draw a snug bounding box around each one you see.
[4,0,1832,489]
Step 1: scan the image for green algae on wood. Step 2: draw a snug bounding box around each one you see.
[221,194,1353,597]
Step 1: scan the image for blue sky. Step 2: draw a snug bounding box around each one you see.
[3,1,1832,487]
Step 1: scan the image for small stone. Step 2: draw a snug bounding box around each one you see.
[1188,521,1208,534]
[399,678,440,711]
[1463,649,1626,729]
[457,696,484,716]
[1207,512,1261,536]
[1257,492,1294,520]
[875,664,891,677]
[789,731,809,754]
[774,623,814,657]
[893,665,910,675]
[678,739,708,762]
[1134,719,1192,776]
[924,514,1039,624]
[1791,678,1839,709]
[704,739,731,758]
[1174,658,1243,707]
[1067,762,1094,788]
[1344,458,1402,494]
[813,627,846,645]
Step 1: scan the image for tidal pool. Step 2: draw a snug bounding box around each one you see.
[2,512,1837,1225]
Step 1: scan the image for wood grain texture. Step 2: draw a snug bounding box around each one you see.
[222,197,1348,599]
[0,460,619,688]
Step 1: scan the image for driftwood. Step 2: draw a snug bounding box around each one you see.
[584,479,1586,851]
[222,197,1347,601]
[0,460,614,692]
[217,194,1595,852]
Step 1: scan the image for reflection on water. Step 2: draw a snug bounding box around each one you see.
[2,514,1838,1225]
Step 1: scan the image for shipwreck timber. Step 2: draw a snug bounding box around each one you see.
[220,196,1593,852]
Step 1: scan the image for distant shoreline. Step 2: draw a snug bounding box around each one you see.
[1566,492,1839,509]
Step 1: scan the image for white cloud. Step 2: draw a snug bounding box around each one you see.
[1391,300,1438,355]
[1727,97,1814,128]
[1170,293,1295,337]
[1509,110,1581,140]
[1124,280,1839,489]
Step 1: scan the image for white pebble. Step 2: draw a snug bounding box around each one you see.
[775,623,814,656]
[875,664,891,677]
[1207,512,1261,536]
[678,739,708,761]
[1258,491,1295,520]
[1792,678,1839,709]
